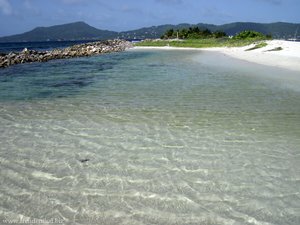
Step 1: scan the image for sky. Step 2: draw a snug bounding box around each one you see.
[0,0,299,36]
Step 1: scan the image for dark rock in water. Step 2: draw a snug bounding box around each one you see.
[0,39,133,68]
[79,159,90,163]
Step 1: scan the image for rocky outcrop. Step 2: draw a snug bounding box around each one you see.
[0,39,133,68]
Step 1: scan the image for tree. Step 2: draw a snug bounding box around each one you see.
[213,31,227,38]
[161,27,227,40]
[202,29,212,37]
[166,29,174,38]
[179,29,188,39]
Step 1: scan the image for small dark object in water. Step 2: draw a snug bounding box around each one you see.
[79,159,90,163]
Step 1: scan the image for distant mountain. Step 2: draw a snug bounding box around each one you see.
[211,22,300,39]
[0,21,299,42]
[117,23,194,39]
[0,22,118,42]
[120,22,300,39]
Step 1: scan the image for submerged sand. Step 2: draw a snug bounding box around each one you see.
[134,40,300,72]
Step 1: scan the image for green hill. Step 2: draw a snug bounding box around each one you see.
[214,22,299,39]
[121,22,300,39]
[0,22,117,42]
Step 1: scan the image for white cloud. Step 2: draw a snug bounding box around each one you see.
[0,0,12,15]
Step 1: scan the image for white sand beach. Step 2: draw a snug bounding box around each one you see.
[134,40,300,72]
[211,40,300,72]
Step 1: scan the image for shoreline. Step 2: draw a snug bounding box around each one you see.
[134,40,300,72]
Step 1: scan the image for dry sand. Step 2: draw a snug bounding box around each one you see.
[134,40,300,72]
[209,40,300,72]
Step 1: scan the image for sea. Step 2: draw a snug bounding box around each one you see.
[0,42,299,225]
[0,41,95,53]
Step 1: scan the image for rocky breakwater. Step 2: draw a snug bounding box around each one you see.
[0,39,133,68]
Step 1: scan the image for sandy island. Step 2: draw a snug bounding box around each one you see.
[134,40,300,72]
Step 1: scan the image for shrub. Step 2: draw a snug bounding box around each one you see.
[245,42,268,51]
[233,30,266,40]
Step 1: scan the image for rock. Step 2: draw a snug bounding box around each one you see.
[22,48,29,53]
[79,159,90,163]
[0,39,133,68]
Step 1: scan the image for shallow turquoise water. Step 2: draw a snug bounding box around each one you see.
[0,49,299,225]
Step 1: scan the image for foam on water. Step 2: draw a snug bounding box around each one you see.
[0,49,299,225]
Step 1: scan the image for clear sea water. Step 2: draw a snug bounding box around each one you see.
[0,41,96,53]
[0,48,299,225]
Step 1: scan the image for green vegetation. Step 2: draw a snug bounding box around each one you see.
[135,38,264,48]
[161,27,227,39]
[233,30,271,40]
[245,42,268,51]
[136,30,271,48]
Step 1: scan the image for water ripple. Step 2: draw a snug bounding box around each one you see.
[0,50,300,224]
